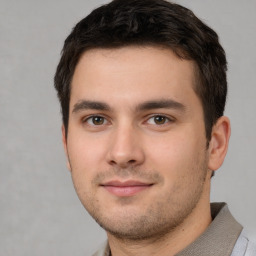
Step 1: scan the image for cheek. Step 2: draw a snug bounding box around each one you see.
[147,134,208,198]
[67,131,108,169]
[145,129,207,185]
[66,136,108,197]
[146,132,198,166]
[67,136,100,199]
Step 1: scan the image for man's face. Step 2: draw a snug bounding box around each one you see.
[64,46,212,240]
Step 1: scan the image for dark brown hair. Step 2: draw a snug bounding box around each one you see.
[54,0,227,141]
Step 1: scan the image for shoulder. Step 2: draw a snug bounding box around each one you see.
[231,231,256,256]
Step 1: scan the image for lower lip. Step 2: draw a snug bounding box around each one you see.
[103,185,151,197]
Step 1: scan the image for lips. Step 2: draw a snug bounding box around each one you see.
[101,180,153,197]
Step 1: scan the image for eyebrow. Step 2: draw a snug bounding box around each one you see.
[72,100,111,113]
[136,99,186,112]
[72,98,186,114]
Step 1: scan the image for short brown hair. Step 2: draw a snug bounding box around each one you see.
[54,0,227,141]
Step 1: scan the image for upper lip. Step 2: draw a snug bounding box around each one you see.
[101,180,153,187]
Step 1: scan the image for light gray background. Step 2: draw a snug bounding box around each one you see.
[1,0,255,255]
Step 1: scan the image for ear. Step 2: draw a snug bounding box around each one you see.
[62,125,71,171]
[208,116,231,171]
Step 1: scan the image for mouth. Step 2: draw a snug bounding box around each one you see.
[100,180,154,197]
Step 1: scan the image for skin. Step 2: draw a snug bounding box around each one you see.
[62,46,230,256]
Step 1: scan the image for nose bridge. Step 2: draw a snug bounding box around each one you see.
[107,121,144,167]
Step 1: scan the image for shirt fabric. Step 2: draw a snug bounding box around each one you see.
[92,202,256,256]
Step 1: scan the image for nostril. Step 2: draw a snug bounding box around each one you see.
[109,159,136,166]
[110,160,116,165]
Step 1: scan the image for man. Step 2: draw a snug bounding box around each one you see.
[54,0,255,255]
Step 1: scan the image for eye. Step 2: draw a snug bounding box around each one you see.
[84,116,107,126]
[147,115,171,125]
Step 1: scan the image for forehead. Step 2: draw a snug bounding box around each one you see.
[71,46,199,109]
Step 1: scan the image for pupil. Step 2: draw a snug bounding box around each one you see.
[93,117,104,125]
[154,116,165,124]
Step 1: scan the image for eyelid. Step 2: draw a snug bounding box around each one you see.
[145,114,175,125]
[82,114,110,126]
[80,113,175,126]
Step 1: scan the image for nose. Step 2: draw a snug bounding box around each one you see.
[107,125,145,168]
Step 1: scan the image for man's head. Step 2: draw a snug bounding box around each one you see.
[54,0,227,142]
[54,0,230,244]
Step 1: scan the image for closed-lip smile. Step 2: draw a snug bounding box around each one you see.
[101,180,153,197]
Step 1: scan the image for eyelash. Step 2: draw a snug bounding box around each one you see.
[146,115,174,125]
[82,115,109,126]
[82,114,174,127]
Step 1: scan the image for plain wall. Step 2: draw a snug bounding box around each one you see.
[1,0,255,255]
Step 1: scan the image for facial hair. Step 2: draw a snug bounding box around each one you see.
[71,153,209,242]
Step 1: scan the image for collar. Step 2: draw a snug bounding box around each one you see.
[176,202,242,256]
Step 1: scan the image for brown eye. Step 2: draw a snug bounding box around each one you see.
[154,115,167,125]
[92,116,104,125]
[86,116,106,125]
[147,115,170,125]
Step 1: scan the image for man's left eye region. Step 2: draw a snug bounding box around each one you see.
[147,115,172,125]
[84,116,107,126]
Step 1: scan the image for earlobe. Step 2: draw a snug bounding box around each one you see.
[208,116,231,171]
[62,125,71,172]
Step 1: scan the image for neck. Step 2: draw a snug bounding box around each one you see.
[107,179,212,256]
